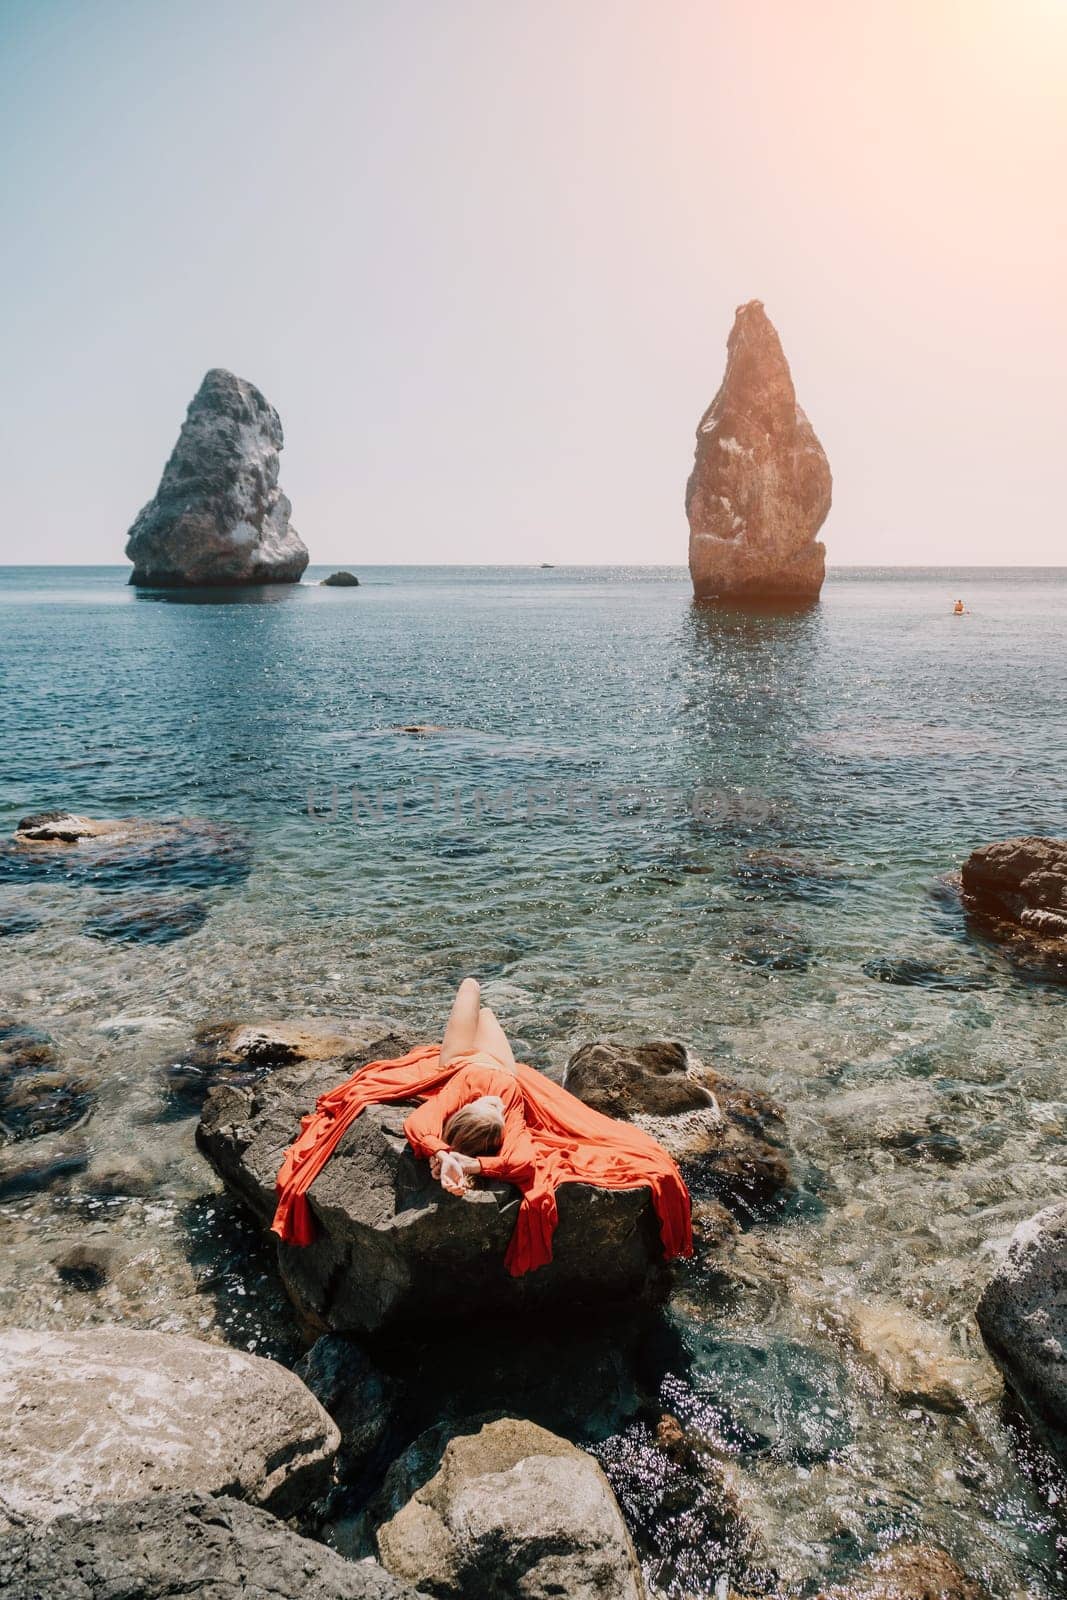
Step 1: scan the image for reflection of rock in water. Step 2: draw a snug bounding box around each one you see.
[82,894,209,945]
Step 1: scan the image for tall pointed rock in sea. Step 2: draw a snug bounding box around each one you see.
[686,301,831,604]
[125,369,309,587]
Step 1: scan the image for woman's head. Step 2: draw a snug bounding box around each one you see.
[444,1093,505,1157]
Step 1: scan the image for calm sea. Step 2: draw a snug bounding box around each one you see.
[0,564,1064,1594]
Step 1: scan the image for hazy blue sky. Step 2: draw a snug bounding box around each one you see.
[2,0,1064,566]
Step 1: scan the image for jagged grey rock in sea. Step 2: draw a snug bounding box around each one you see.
[0,1326,339,1525]
[370,1418,646,1600]
[125,368,309,586]
[195,1020,674,1333]
[961,836,1067,980]
[0,1492,427,1600]
[976,1200,1067,1456]
[686,300,831,604]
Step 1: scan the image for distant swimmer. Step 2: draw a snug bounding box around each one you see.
[953,599,966,614]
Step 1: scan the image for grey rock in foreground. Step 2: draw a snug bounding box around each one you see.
[0,1492,425,1600]
[976,1200,1067,1454]
[196,1021,672,1334]
[686,300,831,604]
[961,836,1067,979]
[0,1326,339,1525]
[372,1417,646,1600]
[125,368,309,586]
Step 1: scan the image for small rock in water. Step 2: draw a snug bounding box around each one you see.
[960,836,1067,984]
[321,570,361,586]
[82,894,209,945]
[0,906,41,938]
[815,1540,991,1599]
[729,922,813,972]
[564,1038,797,1220]
[841,1300,998,1414]
[0,1140,89,1200]
[80,1153,163,1197]
[732,849,849,904]
[0,1020,94,1142]
[878,1125,965,1165]
[0,812,251,892]
[54,1241,129,1292]
[125,368,309,587]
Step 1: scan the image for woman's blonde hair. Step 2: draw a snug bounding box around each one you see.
[444,1094,505,1157]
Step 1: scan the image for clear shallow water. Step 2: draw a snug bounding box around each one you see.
[0,565,1065,1595]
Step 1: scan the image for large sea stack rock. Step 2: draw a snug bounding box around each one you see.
[125,369,309,586]
[195,1020,673,1334]
[976,1200,1067,1457]
[686,301,831,604]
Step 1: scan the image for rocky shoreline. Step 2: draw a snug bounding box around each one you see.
[0,811,1065,1596]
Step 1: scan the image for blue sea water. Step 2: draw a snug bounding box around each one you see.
[0,564,1064,1594]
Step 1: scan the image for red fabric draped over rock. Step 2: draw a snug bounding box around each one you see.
[272,1043,692,1276]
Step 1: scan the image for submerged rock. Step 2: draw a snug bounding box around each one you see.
[961,836,1067,981]
[125,368,309,587]
[0,1020,93,1142]
[371,1418,646,1600]
[0,906,40,938]
[976,1200,1067,1455]
[0,812,251,891]
[862,955,989,992]
[322,570,361,586]
[816,1541,990,1600]
[82,892,209,944]
[0,1491,425,1600]
[196,1023,672,1334]
[0,1325,339,1523]
[563,1038,795,1219]
[840,1300,997,1414]
[686,300,831,605]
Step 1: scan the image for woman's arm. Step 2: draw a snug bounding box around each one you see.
[474,1088,537,1187]
[403,1072,471,1160]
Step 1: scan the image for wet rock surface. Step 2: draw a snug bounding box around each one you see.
[961,836,1067,981]
[816,1541,991,1600]
[0,1492,426,1600]
[82,892,209,944]
[369,1417,646,1600]
[977,1200,1067,1455]
[564,1038,796,1219]
[0,1325,339,1523]
[125,367,309,587]
[295,1335,398,1478]
[197,1021,674,1334]
[686,300,831,604]
[0,1020,93,1141]
[0,812,252,891]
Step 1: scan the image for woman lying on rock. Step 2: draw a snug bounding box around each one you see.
[272,978,692,1276]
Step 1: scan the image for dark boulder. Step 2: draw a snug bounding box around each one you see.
[295,1336,398,1477]
[322,570,361,586]
[125,368,309,587]
[563,1038,796,1219]
[0,1492,426,1600]
[196,1022,673,1335]
[976,1200,1067,1459]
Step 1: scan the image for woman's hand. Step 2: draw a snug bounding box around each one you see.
[438,1151,471,1196]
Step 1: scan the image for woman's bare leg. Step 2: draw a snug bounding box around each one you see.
[474,1005,516,1072]
[440,978,481,1065]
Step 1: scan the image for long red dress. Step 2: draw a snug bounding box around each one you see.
[272,1044,692,1276]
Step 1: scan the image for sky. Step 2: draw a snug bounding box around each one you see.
[1,0,1065,567]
